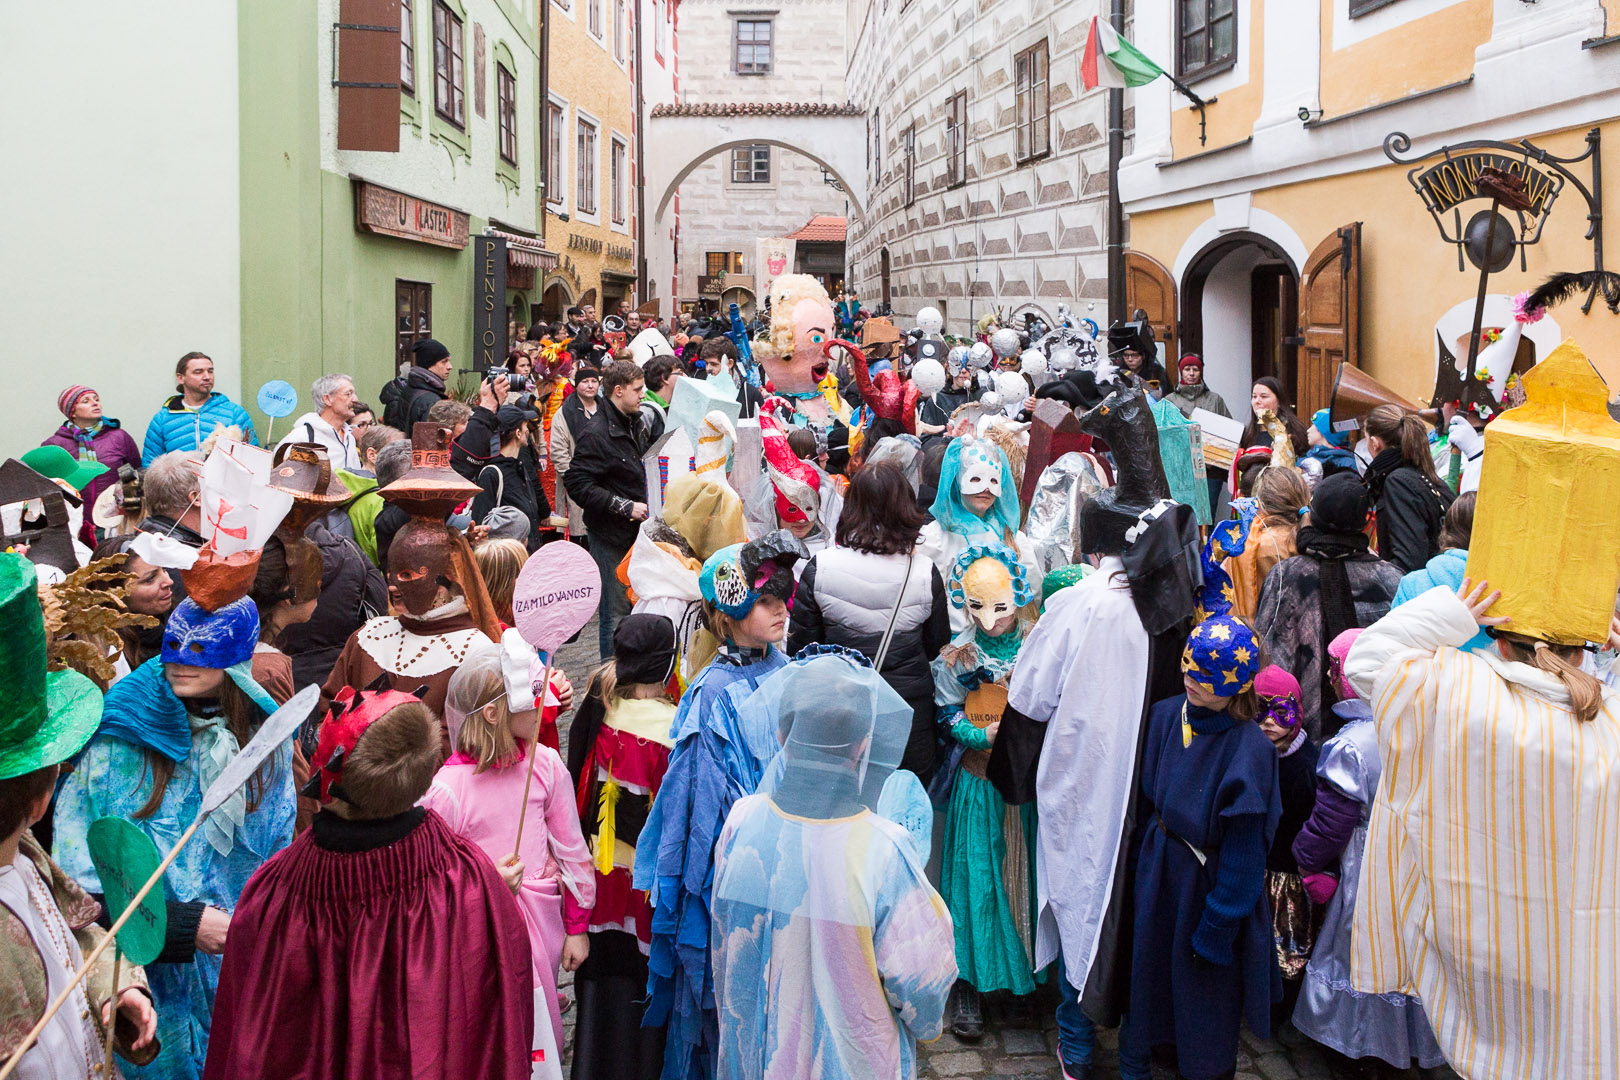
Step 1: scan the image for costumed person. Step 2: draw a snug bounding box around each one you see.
[984,381,1191,1080]
[0,553,160,1078]
[1222,467,1310,619]
[753,274,847,435]
[201,687,535,1080]
[323,423,503,718]
[41,384,142,548]
[1255,472,1401,738]
[1304,409,1360,477]
[932,544,1039,1040]
[564,614,680,1080]
[1107,320,1166,398]
[1163,355,1231,419]
[1388,492,1491,653]
[55,559,294,1079]
[786,461,948,780]
[1123,613,1280,1080]
[1252,664,1320,1029]
[1360,405,1456,574]
[623,477,745,697]
[1241,378,1310,457]
[424,634,596,1078]
[751,408,843,564]
[918,436,1039,633]
[1289,629,1447,1075]
[633,531,807,1080]
[711,656,957,1080]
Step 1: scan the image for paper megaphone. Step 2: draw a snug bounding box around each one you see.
[1327,362,1440,433]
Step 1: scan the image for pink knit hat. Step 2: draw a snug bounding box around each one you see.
[57,385,96,418]
[1328,628,1363,701]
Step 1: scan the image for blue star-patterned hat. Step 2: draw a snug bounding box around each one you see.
[1193,497,1259,624]
[1181,614,1261,696]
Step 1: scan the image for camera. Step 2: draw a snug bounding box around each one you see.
[463,366,532,392]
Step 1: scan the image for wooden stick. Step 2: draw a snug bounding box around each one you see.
[263,416,275,446]
[510,660,554,860]
[0,815,202,1080]
[102,948,121,1072]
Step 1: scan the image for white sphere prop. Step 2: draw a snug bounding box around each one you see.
[915,306,944,335]
[911,358,947,398]
[989,327,1022,359]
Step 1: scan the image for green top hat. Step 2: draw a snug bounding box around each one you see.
[0,553,102,780]
[21,444,109,494]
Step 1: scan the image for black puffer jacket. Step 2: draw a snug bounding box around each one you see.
[278,518,387,691]
[1363,447,1455,574]
[379,366,448,431]
[562,400,650,551]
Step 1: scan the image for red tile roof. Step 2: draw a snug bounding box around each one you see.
[785,215,847,242]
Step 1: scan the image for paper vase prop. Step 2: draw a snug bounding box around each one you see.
[513,541,602,655]
[1465,339,1620,646]
[669,376,742,452]
[200,440,294,556]
[643,428,695,519]
[1150,398,1212,525]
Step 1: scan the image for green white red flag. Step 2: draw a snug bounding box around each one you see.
[1081,16,1166,90]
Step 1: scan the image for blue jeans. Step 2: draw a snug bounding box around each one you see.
[1056,951,1151,1079]
[588,533,631,660]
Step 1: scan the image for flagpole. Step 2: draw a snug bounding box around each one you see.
[1106,0,1126,327]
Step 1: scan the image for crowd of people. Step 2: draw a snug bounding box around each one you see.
[2,269,1617,1080]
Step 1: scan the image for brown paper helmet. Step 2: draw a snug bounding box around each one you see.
[380,423,482,519]
[386,517,458,616]
[268,442,352,533]
[181,546,261,611]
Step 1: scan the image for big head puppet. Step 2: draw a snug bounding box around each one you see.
[761,273,838,424]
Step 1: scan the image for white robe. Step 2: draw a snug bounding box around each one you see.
[1004,556,1149,988]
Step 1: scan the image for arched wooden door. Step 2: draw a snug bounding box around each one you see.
[1124,251,1177,366]
[1297,223,1362,418]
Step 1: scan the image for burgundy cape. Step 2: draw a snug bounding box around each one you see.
[202,809,533,1080]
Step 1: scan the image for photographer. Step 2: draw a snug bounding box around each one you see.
[454,374,549,552]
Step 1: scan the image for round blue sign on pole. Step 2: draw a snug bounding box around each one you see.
[256,380,299,418]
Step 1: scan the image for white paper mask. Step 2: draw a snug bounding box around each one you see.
[957,444,1003,499]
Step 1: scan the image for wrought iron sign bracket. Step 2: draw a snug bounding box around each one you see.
[1167,75,1216,147]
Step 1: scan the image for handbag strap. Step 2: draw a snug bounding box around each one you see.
[873,549,916,670]
[478,463,505,510]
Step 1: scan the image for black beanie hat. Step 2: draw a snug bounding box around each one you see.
[1310,472,1373,535]
[412,338,450,366]
[613,613,677,685]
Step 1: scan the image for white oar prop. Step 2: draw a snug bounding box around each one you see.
[0,684,320,1080]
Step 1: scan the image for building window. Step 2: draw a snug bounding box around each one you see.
[576,118,598,215]
[497,65,517,164]
[654,0,668,59]
[903,124,915,206]
[731,145,771,184]
[706,252,743,276]
[396,281,432,371]
[401,0,416,94]
[547,101,565,205]
[611,137,628,224]
[589,0,603,38]
[1014,40,1049,163]
[945,90,967,188]
[872,107,881,177]
[433,2,465,127]
[734,19,772,74]
[1177,0,1236,80]
[614,0,627,62]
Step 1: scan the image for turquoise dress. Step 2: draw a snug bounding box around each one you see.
[53,668,295,1080]
[932,625,1040,995]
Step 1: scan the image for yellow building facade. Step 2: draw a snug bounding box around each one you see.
[541,0,640,319]
[1117,0,1620,423]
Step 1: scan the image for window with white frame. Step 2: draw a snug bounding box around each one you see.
[903,124,915,206]
[611,137,628,224]
[497,64,517,165]
[576,118,599,215]
[731,145,770,184]
[654,0,668,59]
[734,18,772,74]
[614,0,627,61]
[588,0,603,38]
[945,89,967,188]
[400,0,416,94]
[547,101,566,205]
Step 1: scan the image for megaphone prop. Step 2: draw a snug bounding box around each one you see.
[1327,362,1441,433]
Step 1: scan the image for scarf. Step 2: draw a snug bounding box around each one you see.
[71,422,104,460]
[1295,524,1370,712]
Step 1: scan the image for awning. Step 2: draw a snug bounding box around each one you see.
[487,228,559,271]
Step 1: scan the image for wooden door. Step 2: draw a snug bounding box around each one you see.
[1124,251,1177,366]
[1297,223,1362,418]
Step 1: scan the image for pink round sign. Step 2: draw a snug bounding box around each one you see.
[513,541,602,654]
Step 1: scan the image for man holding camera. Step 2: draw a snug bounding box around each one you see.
[451,373,550,551]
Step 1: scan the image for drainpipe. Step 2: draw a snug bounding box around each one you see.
[1105,0,1125,327]
[539,0,550,246]
[634,0,648,305]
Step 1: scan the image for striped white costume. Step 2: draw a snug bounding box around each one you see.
[1344,586,1620,1080]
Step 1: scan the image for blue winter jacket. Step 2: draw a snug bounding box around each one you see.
[1392,547,1492,652]
[142,392,258,465]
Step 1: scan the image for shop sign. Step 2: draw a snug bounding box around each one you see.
[605,242,635,263]
[473,234,508,370]
[355,181,470,249]
[1413,151,1560,219]
[699,275,726,297]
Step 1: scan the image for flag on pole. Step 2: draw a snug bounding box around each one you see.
[1081,16,1166,90]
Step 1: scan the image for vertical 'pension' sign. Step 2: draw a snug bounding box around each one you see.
[86,818,168,966]
[513,540,601,653]
[473,234,508,369]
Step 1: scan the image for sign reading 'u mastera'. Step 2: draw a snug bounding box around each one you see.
[87,817,168,965]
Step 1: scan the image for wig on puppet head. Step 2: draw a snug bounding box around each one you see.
[759,408,824,536]
[929,436,1021,540]
[948,543,1035,632]
[761,273,837,394]
[302,682,444,819]
[699,529,808,620]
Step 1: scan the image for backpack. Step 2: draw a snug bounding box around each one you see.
[379,377,411,431]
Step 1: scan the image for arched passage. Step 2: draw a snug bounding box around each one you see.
[1179,231,1299,424]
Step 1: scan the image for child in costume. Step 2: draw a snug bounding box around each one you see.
[632,530,807,1080]
[56,587,292,1080]
[0,553,159,1078]
[565,613,680,1080]
[918,437,1039,632]
[203,688,534,1080]
[1289,628,1447,1073]
[932,544,1039,1039]
[1124,613,1281,1080]
[423,631,595,1078]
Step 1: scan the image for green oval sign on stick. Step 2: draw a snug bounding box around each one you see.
[86,818,167,966]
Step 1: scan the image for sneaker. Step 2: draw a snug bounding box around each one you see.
[1059,1061,1093,1080]
[947,982,984,1042]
